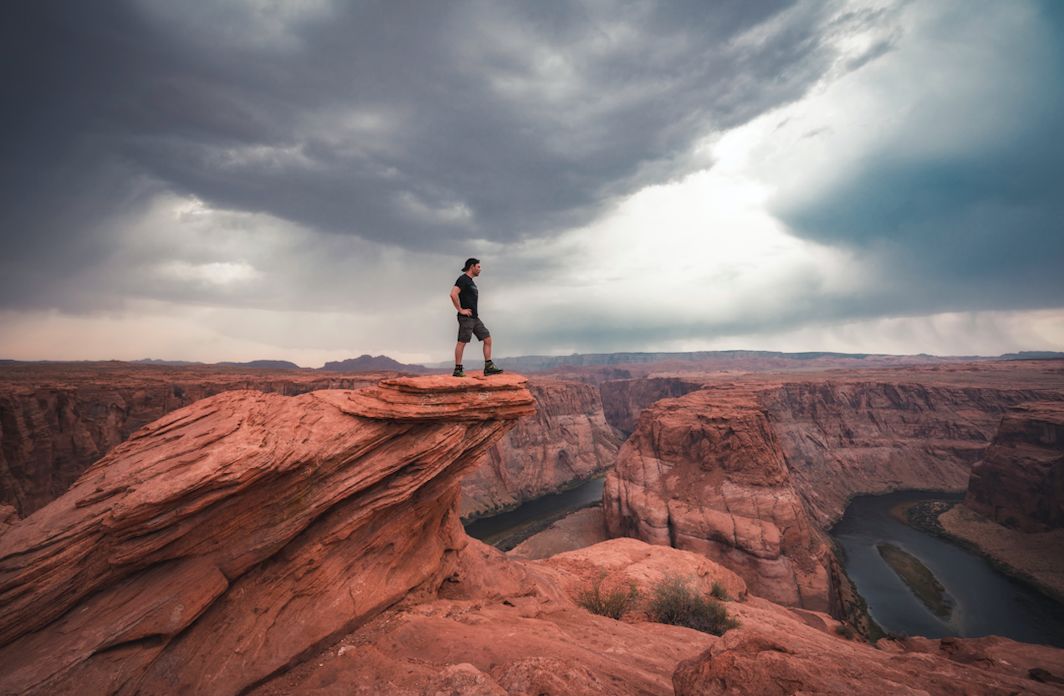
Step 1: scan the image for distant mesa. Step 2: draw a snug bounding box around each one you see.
[217,360,302,370]
[133,358,201,366]
[133,358,305,369]
[473,348,993,373]
[131,356,429,371]
[320,354,429,373]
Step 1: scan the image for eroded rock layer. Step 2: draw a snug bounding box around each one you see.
[673,616,1064,696]
[964,401,1064,532]
[763,381,1055,526]
[605,365,1064,611]
[0,375,533,696]
[256,538,1064,696]
[604,388,832,609]
[0,363,386,516]
[598,376,705,436]
[0,365,619,524]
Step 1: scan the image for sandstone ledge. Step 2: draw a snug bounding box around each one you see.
[0,376,533,695]
[316,373,535,421]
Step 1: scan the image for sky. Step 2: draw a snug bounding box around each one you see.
[2,0,1062,366]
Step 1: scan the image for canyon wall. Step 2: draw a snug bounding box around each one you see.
[460,378,621,519]
[761,381,1058,526]
[604,388,832,609]
[0,365,384,516]
[0,365,619,522]
[964,401,1064,532]
[598,376,705,435]
[605,367,1064,612]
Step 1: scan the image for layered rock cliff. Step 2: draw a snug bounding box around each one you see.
[461,378,621,519]
[0,364,385,516]
[0,364,619,523]
[604,388,832,609]
[964,401,1064,532]
[604,366,1064,612]
[598,376,705,436]
[763,380,1058,526]
[0,374,534,695]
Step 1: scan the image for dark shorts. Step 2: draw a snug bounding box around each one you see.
[457,315,490,343]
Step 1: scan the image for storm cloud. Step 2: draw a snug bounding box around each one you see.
[0,0,1061,362]
[1,0,892,310]
[773,1,1064,314]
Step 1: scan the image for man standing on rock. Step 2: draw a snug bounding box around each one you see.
[450,258,504,377]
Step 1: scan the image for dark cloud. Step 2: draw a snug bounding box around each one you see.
[775,0,1064,314]
[1,0,879,310]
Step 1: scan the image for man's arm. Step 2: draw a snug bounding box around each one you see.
[450,286,471,315]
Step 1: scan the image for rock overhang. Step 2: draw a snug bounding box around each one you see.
[317,373,536,421]
[0,373,536,695]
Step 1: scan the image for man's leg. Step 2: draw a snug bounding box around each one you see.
[473,319,502,375]
[454,317,473,377]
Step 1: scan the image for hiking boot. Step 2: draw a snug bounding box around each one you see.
[452,365,465,377]
[483,361,504,376]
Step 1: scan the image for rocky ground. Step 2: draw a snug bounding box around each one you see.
[4,374,1064,694]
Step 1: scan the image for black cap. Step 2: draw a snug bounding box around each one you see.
[462,257,480,271]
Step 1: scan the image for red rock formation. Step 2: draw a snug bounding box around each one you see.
[604,367,1064,612]
[673,611,1064,695]
[253,538,745,696]
[0,363,385,516]
[4,373,1063,695]
[0,374,533,695]
[604,389,832,609]
[255,536,1064,695]
[461,378,621,519]
[598,376,705,435]
[965,401,1064,532]
[761,380,1055,526]
[0,364,619,523]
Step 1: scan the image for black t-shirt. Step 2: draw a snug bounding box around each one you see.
[455,274,478,318]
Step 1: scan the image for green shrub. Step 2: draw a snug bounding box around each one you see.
[648,575,739,636]
[710,581,730,601]
[576,573,640,620]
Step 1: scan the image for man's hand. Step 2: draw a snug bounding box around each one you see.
[460,308,473,317]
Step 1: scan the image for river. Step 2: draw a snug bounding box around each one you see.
[832,490,1064,646]
[464,477,604,550]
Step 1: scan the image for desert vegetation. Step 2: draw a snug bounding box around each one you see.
[576,573,641,619]
[647,575,739,636]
